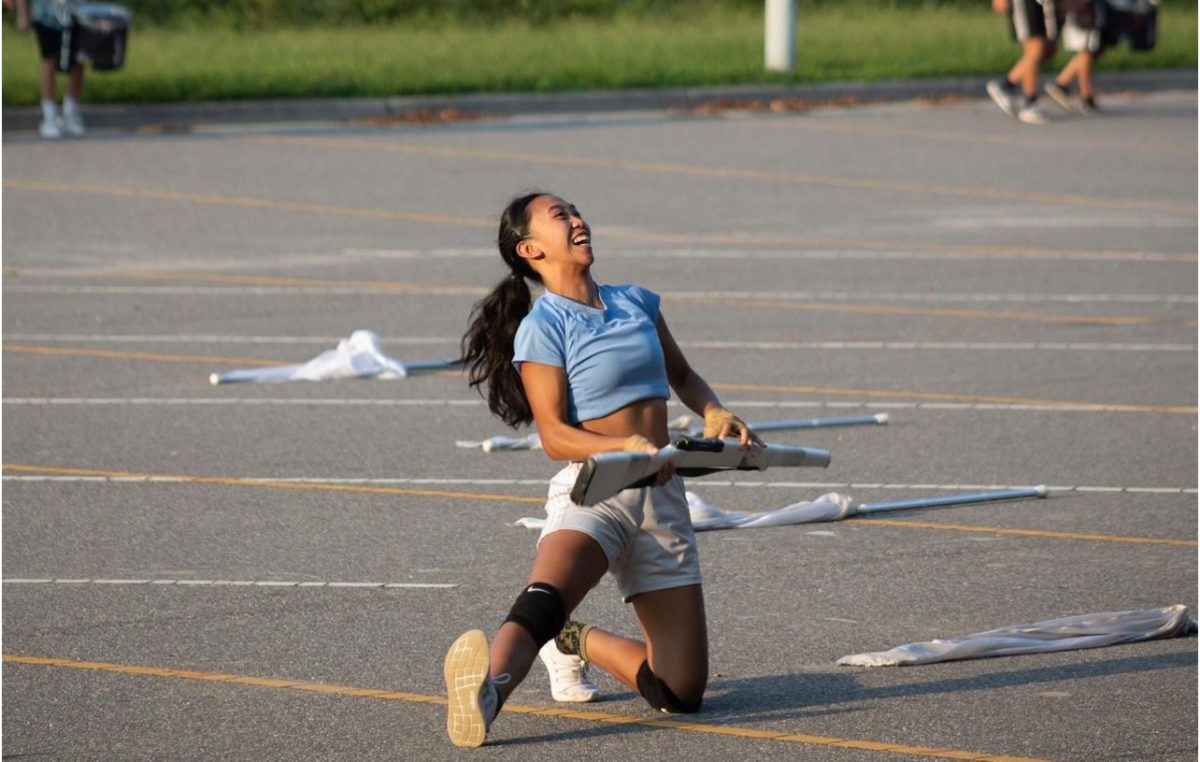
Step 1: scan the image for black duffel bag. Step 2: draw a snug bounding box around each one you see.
[72,3,132,71]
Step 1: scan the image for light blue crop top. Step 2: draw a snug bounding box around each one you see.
[513,284,669,424]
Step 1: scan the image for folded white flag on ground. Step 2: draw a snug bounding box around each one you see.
[836,605,1197,667]
[209,330,457,385]
[513,491,852,531]
[455,432,544,452]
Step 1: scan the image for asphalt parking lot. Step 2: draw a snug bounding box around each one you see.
[3,87,1197,761]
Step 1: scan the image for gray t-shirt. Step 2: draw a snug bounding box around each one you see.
[32,0,76,30]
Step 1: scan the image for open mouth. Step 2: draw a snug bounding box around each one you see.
[571,229,591,247]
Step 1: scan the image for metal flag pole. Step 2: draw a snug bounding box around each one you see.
[751,413,888,432]
[854,486,1048,515]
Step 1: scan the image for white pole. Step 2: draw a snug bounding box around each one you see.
[764,0,796,72]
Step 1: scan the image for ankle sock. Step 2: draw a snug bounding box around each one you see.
[41,99,58,120]
[554,620,594,661]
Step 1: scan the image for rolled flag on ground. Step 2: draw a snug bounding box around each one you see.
[455,432,543,452]
[209,330,459,385]
[515,485,1047,531]
[836,605,1197,667]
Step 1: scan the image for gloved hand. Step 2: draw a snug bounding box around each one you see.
[703,408,764,449]
[623,434,655,453]
[622,434,674,486]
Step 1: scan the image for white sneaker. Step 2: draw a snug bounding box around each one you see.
[39,117,63,140]
[62,109,86,138]
[444,630,506,748]
[539,640,600,703]
[1017,102,1049,125]
[986,79,1018,118]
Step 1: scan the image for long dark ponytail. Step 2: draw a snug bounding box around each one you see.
[459,192,547,427]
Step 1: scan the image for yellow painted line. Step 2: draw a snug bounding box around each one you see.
[4,342,1192,415]
[612,230,1193,263]
[709,382,1198,416]
[4,464,1193,548]
[5,178,1192,263]
[69,269,487,295]
[1,344,465,378]
[845,518,1198,548]
[6,268,1183,328]
[3,344,286,367]
[253,135,1195,215]
[1,653,1056,761]
[2,178,494,229]
[5,341,1192,415]
[750,117,1198,157]
[4,342,1191,415]
[0,267,487,296]
[1,464,543,505]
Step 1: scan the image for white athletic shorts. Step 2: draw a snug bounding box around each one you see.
[539,462,702,602]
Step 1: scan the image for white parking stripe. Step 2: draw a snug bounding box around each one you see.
[5,334,1194,353]
[6,284,1195,304]
[6,397,1196,414]
[3,578,456,588]
[3,475,1193,494]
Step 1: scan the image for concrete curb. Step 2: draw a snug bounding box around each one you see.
[3,68,1194,133]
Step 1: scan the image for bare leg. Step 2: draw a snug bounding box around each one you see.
[1055,53,1082,88]
[630,584,708,704]
[39,58,57,101]
[1076,51,1095,99]
[67,64,84,100]
[488,529,610,702]
[1009,37,1047,99]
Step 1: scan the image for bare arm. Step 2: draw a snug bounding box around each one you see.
[521,361,641,461]
[12,0,30,31]
[658,313,762,447]
[658,313,721,419]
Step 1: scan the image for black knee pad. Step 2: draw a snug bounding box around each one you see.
[503,582,565,646]
[636,661,702,714]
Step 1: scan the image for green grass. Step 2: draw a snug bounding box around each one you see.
[3,4,1195,106]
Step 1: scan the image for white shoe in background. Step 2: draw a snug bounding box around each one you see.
[1017,102,1050,125]
[539,639,600,703]
[39,116,63,140]
[61,102,86,137]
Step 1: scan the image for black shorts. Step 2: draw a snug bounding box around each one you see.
[33,22,80,71]
[1010,0,1059,42]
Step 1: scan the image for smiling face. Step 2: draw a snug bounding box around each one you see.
[516,195,593,275]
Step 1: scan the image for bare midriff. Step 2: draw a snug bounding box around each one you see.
[578,397,671,447]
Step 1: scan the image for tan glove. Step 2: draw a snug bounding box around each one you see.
[703,408,763,447]
[622,434,656,453]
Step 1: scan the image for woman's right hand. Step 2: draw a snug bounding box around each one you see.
[623,434,676,486]
[991,0,1009,14]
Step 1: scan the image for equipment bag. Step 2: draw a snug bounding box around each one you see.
[72,3,132,71]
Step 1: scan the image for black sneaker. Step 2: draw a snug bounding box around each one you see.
[1044,82,1073,112]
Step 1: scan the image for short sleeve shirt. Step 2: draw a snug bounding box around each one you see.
[513,284,669,424]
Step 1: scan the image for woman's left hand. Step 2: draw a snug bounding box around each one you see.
[703,408,765,450]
